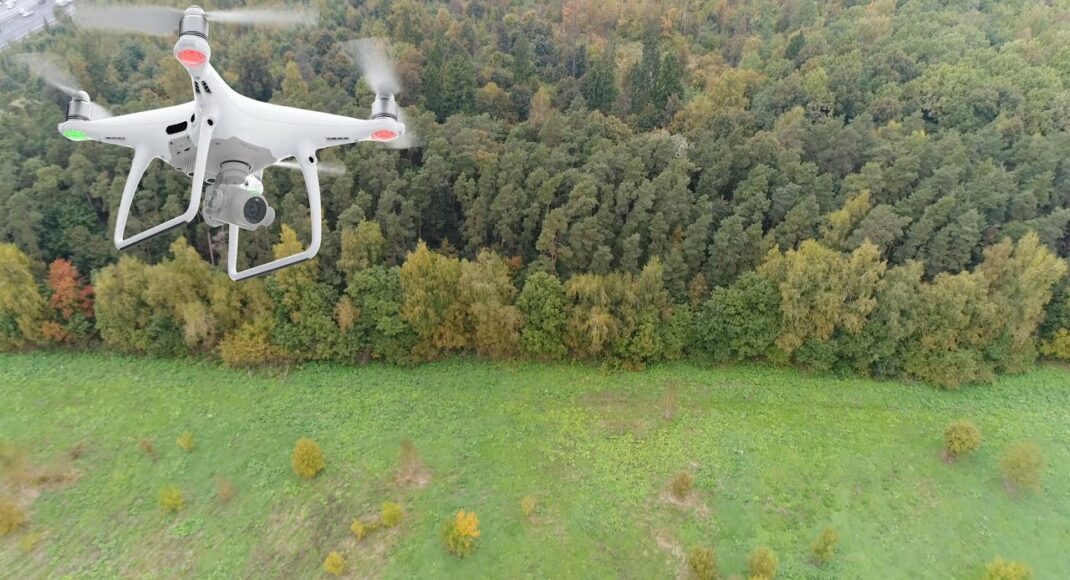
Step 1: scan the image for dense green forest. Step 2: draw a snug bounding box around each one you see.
[3,0,1070,386]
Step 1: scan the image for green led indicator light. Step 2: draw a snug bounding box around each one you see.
[63,130,88,141]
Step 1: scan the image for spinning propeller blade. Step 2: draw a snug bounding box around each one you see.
[274,159,347,177]
[15,54,112,119]
[73,6,317,37]
[341,38,421,150]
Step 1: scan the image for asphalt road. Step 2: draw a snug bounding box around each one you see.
[0,0,72,51]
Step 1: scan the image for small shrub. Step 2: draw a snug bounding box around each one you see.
[944,420,982,459]
[671,471,694,500]
[176,432,196,453]
[69,442,86,460]
[748,546,778,579]
[811,527,838,565]
[216,477,235,503]
[159,485,184,513]
[381,502,404,527]
[351,518,368,541]
[139,438,158,461]
[1000,442,1046,493]
[983,558,1032,580]
[219,317,290,368]
[442,510,480,558]
[0,496,28,536]
[19,531,43,552]
[688,546,717,580]
[520,495,538,519]
[291,438,326,479]
[395,438,428,486]
[323,551,346,576]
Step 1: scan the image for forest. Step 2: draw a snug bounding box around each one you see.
[3,0,1070,387]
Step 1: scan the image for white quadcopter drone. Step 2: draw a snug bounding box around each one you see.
[24,5,415,280]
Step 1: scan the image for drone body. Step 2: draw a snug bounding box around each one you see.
[51,6,406,280]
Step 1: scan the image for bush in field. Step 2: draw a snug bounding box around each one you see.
[159,485,184,513]
[748,546,778,579]
[670,471,694,500]
[219,316,290,368]
[140,439,158,461]
[520,495,538,519]
[216,477,235,503]
[381,502,404,527]
[459,250,522,359]
[291,438,326,479]
[0,496,28,536]
[983,558,1032,580]
[0,244,45,350]
[351,518,368,541]
[442,510,480,558]
[694,272,780,362]
[811,527,838,565]
[176,432,196,453]
[41,258,94,345]
[688,546,717,580]
[516,271,568,360]
[323,551,346,576]
[944,420,982,460]
[1000,442,1045,493]
[94,256,154,353]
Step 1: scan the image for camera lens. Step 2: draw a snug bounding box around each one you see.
[243,196,268,224]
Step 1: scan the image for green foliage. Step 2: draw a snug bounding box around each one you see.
[380,502,404,528]
[322,551,345,576]
[944,420,982,459]
[459,250,522,358]
[219,317,290,368]
[517,272,568,360]
[93,256,153,353]
[748,546,778,579]
[695,272,780,362]
[291,438,326,480]
[158,485,184,513]
[670,471,694,500]
[338,220,386,286]
[811,527,838,565]
[688,546,717,580]
[268,227,342,361]
[1000,442,1046,493]
[442,510,480,558]
[0,496,28,536]
[0,244,45,349]
[400,242,467,360]
[345,265,416,364]
[983,558,1032,580]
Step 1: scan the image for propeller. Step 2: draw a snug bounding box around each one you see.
[72,6,318,37]
[15,54,112,119]
[273,159,346,177]
[342,38,421,150]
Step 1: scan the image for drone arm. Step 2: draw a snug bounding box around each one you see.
[113,114,215,249]
[227,150,321,281]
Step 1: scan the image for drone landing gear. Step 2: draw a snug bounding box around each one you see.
[113,115,216,249]
[226,153,322,281]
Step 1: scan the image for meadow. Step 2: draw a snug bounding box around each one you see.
[1,352,1068,579]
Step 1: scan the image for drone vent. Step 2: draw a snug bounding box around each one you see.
[194,82,201,95]
[201,81,212,94]
[168,135,197,174]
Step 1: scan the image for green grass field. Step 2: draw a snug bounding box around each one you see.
[1,352,1068,579]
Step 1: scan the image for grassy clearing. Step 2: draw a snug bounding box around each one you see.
[1,352,1068,578]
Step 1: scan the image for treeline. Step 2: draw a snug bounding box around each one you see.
[3,0,1070,385]
[3,227,1069,388]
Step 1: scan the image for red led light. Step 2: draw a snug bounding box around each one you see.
[177,49,206,67]
[370,129,399,142]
